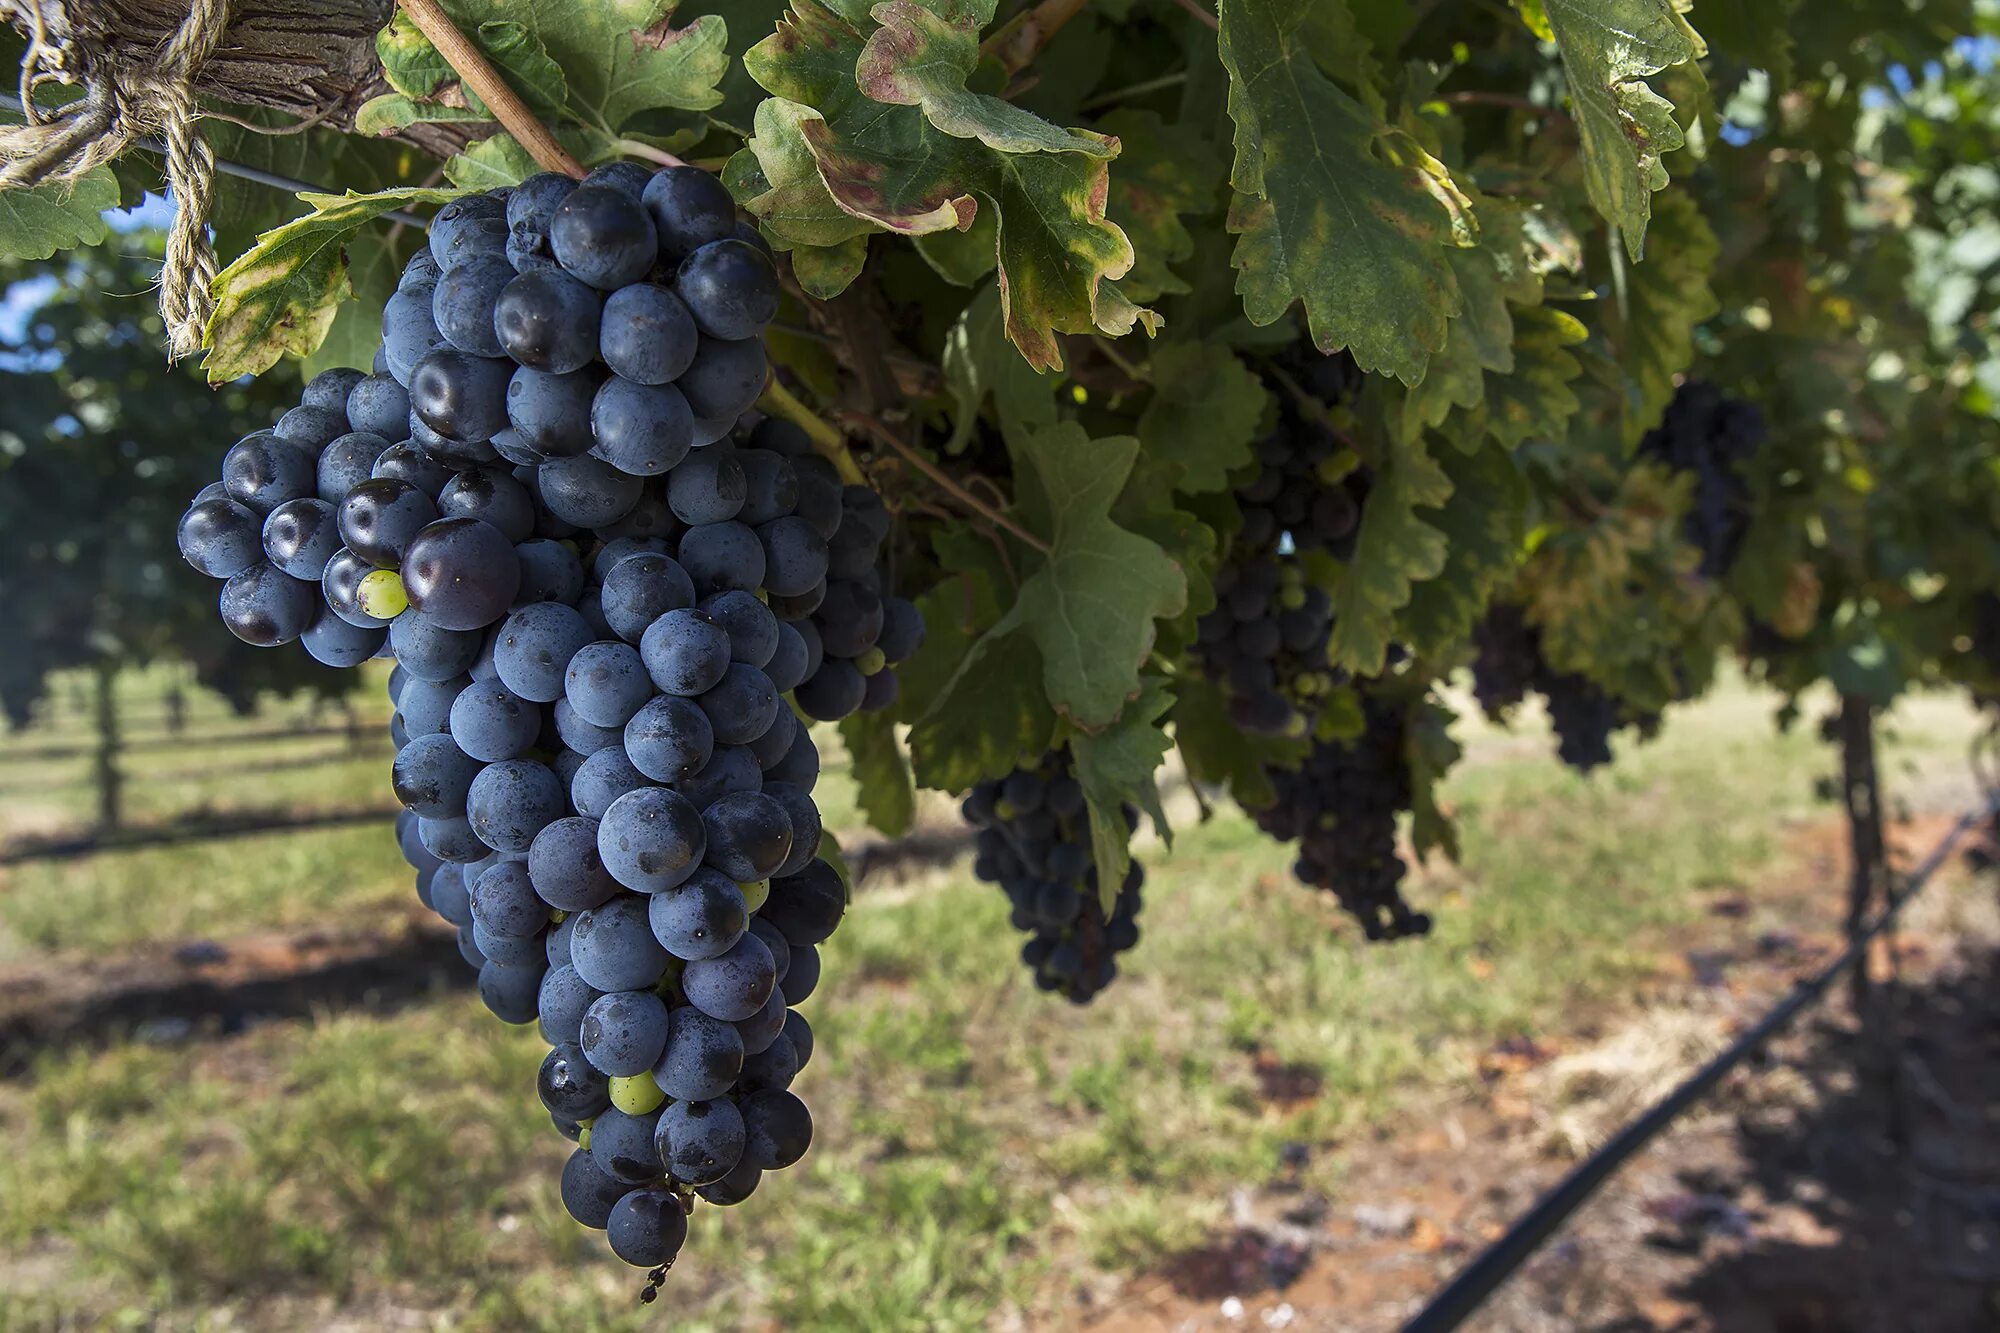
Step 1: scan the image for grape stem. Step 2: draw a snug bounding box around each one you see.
[756,377,867,487]
[1171,0,1220,33]
[393,0,586,180]
[611,137,689,169]
[838,411,1054,555]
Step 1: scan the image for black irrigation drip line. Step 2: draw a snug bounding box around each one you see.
[0,93,431,228]
[1400,795,2000,1333]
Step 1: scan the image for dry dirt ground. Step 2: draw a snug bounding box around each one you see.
[1070,815,2000,1333]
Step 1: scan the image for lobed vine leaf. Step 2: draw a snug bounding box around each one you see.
[1530,0,1704,260]
[1217,0,1470,384]
[1327,425,1453,672]
[1136,342,1269,494]
[840,711,916,837]
[0,167,117,262]
[1070,679,1173,914]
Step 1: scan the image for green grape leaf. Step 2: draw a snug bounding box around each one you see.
[1398,442,1528,655]
[907,623,1056,792]
[203,187,473,385]
[0,166,116,261]
[940,284,1057,452]
[367,15,568,129]
[1327,426,1452,672]
[1070,679,1173,914]
[742,0,1150,369]
[1402,242,1516,438]
[1537,0,1703,260]
[1606,188,1718,444]
[444,134,541,189]
[728,98,877,251]
[1405,696,1461,863]
[1136,342,1268,494]
[840,711,916,837]
[1171,676,1306,809]
[913,209,997,285]
[1099,110,1220,304]
[1480,304,1588,449]
[1217,0,1468,384]
[998,423,1189,728]
[511,0,729,126]
[786,234,871,298]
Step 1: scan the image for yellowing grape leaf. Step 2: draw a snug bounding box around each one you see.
[1537,0,1703,260]
[1398,442,1529,655]
[1098,110,1221,304]
[1606,188,1718,444]
[740,0,1150,369]
[1217,0,1468,384]
[203,187,472,385]
[1480,304,1588,449]
[0,166,116,261]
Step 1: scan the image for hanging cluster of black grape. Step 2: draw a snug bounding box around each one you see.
[1471,602,1628,773]
[174,164,922,1282]
[1248,696,1431,941]
[1192,357,1368,736]
[1637,380,1765,579]
[962,752,1143,1004]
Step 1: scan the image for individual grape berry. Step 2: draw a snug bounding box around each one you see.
[370,441,453,498]
[696,663,779,747]
[506,365,601,459]
[221,431,314,515]
[393,731,482,819]
[763,781,823,878]
[643,166,737,258]
[316,431,388,503]
[515,538,586,607]
[677,521,766,595]
[599,283,698,384]
[571,746,649,820]
[494,601,594,703]
[274,405,348,451]
[605,1186,687,1267]
[179,495,264,578]
[677,335,768,421]
[793,658,865,722]
[494,268,603,374]
[438,466,536,543]
[300,606,386,667]
[389,609,484,682]
[302,366,366,413]
[398,517,520,632]
[338,477,439,568]
[598,785,706,892]
[764,621,815,694]
[580,987,671,1075]
[877,596,926,664]
[432,252,514,358]
[640,608,732,697]
[740,1089,812,1170]
[680,930,776,1023]
[591,376,693,476]
[537,453,641,529]
[508,171,579,232]
[667,447,744,525]
[760,859,844,946]
[394,673,467,738]
[529,815,621,912]
[699,590,779,668]
[540,965,604,1046]
[218,564,314,647]
[585,160,654,202]
[470,859,549,938]
[676,239,781,341]
[556,696,625,755]
[700,791,793,882]
[559,1148,630,1230]
[602,553,696,642]
[646,867,748,961]
[678,744,760,811]
[409,348,514,444]
[381,284,446,384]
[658,1097,745,1185]
[550,184,658,290]
[323,546,391,627]
[565,640,653,729]
[429,195,510,270]
[449,679,541,762]
[755,517,828,599]
[467,759,566,852]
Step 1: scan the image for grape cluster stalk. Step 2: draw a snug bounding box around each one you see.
[175,163,923,1279]
[962,751,1143,1004]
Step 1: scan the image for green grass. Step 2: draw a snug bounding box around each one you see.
[0,670,1983,1329]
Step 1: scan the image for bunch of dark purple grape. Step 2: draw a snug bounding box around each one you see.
[1471,603,1627,773]
[1637,381,1765,579]
[962,752,1143,1004]
[1247,695,1431,942]
[1192,363,1367,736]
[173,163,922,1281]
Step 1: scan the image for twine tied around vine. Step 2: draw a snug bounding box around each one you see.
[2,0,234,359]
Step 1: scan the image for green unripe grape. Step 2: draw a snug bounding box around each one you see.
[609,1073,666,1116]
[739,878,771,914]
[855,646,887,676]
[357,568,409,619]
[1280,586,1307,611]
[577,1122,593,1151]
